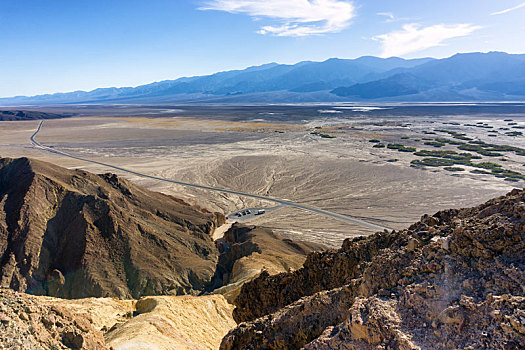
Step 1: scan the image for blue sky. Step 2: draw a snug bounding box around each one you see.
[1,0,524,97]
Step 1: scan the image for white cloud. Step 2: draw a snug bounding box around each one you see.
[377,12,394,22]
[491,1,525,15]
[373,23,482,58]
[200,0,356,36]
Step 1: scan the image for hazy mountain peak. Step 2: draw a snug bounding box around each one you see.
[1,52,524,104]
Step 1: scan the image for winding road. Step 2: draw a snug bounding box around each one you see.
[30,120,392,232]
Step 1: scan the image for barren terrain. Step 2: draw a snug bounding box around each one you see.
[0,104,522,246]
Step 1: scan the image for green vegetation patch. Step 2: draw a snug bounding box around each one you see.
[373,143,386,148]
[369,139,381,143]
[387,144,416,152]
[470,162,503,170]
[434,129,473,141]
[471,169,492,175]
[320,134,336,138]
[424,141,445,148]
[411,153,524,181]
[444,167,465,172]
[411,158,455,167]
[458,144,502,157]
[413,150,480,163]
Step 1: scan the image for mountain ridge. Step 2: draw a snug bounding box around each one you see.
[0,156,225,299]
[1,52,524,104]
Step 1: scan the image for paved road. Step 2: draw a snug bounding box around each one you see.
[30,121,392,232]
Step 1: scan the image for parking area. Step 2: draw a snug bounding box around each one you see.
[226,205,285,223]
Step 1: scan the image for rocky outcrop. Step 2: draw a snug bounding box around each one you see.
[231,229,395,323]
[0,288,236,350]
[210,224,325,303]
[0,289,109,349]
[221,188,525,349]
[0,157,225,299]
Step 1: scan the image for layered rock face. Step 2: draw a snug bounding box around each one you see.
[221,188,525,349]
[0,157,225,299]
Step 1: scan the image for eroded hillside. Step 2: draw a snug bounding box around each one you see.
[0,289,235,350]
[0,157,225,299]
[222,188,525,349]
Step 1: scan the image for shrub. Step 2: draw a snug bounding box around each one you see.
[424,141,445,148]
[320,134,335,139]
[444,167,465,172]
[387,144,415,152]
[411,158,455,167]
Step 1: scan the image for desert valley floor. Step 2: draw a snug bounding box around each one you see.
[1,103,523,246]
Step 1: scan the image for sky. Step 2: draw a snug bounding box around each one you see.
[0,0,524,97]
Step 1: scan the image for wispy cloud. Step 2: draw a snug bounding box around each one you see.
[491,1,525,15]
[377,12,394,21]
[199,0,356,37]
[373,23,482,58]
[376,12,417,23]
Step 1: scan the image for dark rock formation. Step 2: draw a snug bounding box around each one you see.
[221,188,525,349]
[232,229,396,323]
[0,110,72,121]
[0,157,225,299]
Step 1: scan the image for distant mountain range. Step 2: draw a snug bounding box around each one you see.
[2,52,525,105]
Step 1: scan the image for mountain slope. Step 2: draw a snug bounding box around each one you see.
[331,73,433,98]
[221,188,525,349]
[0,57,434,104]
[0,157,225,299]
[332,52,525,99]
[1,52,524,104]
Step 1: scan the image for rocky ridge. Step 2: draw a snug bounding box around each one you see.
[0,157,225,299]
[221,188,525,349]
[0,289,112,349]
